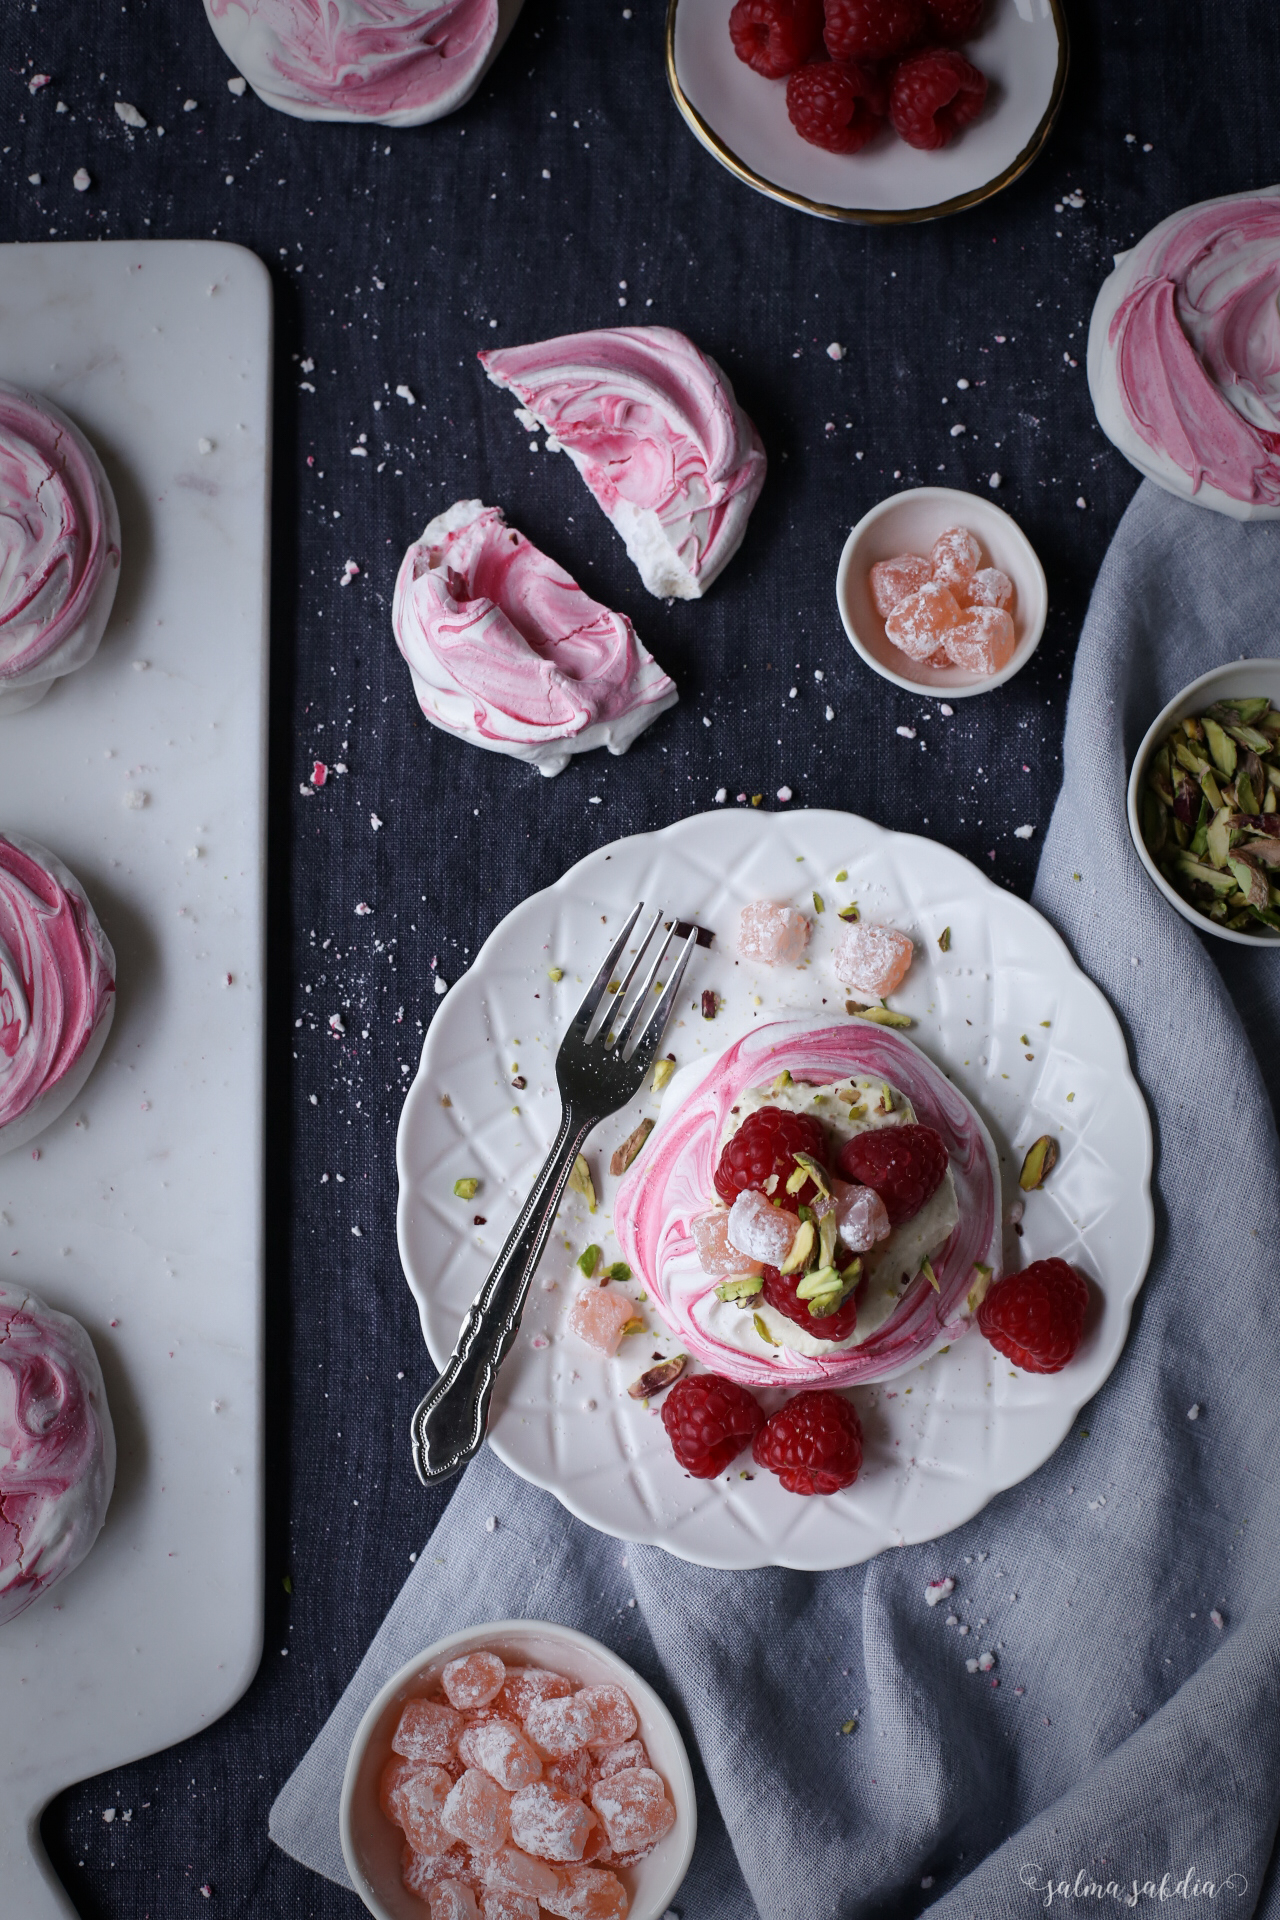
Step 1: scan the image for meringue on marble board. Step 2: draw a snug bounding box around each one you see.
[0,1282,116,1626]
[0,381,121,715]
[0,832,116,1159]
[479,326,767,600]
[1088,185,1280,520]
[391,500,678,776]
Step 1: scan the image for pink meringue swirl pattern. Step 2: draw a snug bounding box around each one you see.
[392,500,678,776]
[0,1282,115,1626]
[480,326,767,599]
[614,1019,1001,1390]
[0,833,116,1159]
[203,0,505,125]
[1091,189,1280,516]
[0,382,120,714]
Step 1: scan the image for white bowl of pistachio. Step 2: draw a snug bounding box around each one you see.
[1127,658,1280,945]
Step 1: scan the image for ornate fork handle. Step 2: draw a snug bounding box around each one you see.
[410,1104,596,1486]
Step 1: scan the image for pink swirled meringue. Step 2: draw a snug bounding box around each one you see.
[614,1018,1000,1390]
[479,326,767,600]
[203,0,518,126]
[392,499,678,776]
[0,382,121,715]
[1089,187,1280,519]
[0,833,116,1159]
[0,1282,115,1626]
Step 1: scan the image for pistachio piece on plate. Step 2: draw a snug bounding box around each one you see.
[627,1355,686,1400]
[1019,1136,1059,1191]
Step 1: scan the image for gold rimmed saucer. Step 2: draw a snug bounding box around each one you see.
[666,0,1069,226]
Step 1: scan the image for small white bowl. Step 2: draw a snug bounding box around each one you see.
[836,487,1048,699]
[1126,657,1280,946]
[340,1619,698,1920]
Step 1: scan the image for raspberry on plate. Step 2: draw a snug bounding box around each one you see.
[752,1389,864,1494]
[729,0,824,78]
[713,1104,830,1208]
[889,46,988,149]
[761,1263,862,1341]
[823,0,926,61]
[923,0,986,42]
[977,1259,1090,1373]
[786,57,889,155]
[660,1372,764,1478]
[837,1123,948,1227]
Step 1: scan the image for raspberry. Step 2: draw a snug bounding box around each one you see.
[661,1373,765,1478]
[713,1105,830,1209]
[752,1390,864,1495]
[923,0,985,41]
[786,57,888,153]
[761,1264,861,1342]
[823,0,926,61]
[889,47,988,149]
[729,0,824,78]
[977,1260,1090,1374]
[837,1124,948,1227]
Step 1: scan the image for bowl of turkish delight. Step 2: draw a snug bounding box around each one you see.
[836,485,1047,697]
[340,1620,697,1920]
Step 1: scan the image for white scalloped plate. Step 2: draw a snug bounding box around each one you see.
[397,811,1152,1571]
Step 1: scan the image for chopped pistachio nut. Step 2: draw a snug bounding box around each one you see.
[772,1068,794,1092]
[920,1256,940,1293]
[752,1311,778,1346]
[453,1177,480,1200]
[1141,694,1280,934]
[568,1154,597,1213]
[835,869,848,882]
[852,1006,913,1030]
[779,1219,816,1274]
[627,1355,686,1400]
[651,1054,676,1093]
[620,1317,646,1336]
[1019,1135,1059,1191]
[881,1082,895,1111]
[967,1262,994,1313]
[610,1118,654,1176]
[577,1243,602,1280]
[938,926,951,952]
[787,1151,830,1198]
[606,1261,631,1283]
[837,903,860,922]
[715,1275,764,1303]
[548,966,564,982]
[813,891,826,914]
[795,1265,841,1300]
[818,1212,839,1268]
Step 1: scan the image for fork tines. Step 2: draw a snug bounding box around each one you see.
[572,904,702,1064]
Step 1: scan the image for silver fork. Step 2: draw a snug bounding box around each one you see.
[410,903,701,1487]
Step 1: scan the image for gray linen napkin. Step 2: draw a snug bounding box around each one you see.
[272,480,1280,1918]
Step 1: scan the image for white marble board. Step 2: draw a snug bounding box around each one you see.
[0,241,270,1917]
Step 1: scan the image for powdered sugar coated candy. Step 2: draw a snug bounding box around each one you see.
[385,1758,454,1853]
[542,1865,630,1920]
[828,1178,892,1253]
[429,1883,480,1920]
[833,922,914,999]
[403,1842,471,1900]
[737,900,810,965]
[525,1689,600,1755]
[440,1769,512,1850]
[964,566,1013,611]
[929,526,981,589]
[691,1209,762,1278]
[544,1749,593,1797]
[884,581,961,662]
[727,1189,800,1267]
[593,1738,649,1779]
[943,605,1016,676]
[567,1288,636,1358]
[588,1767,677,1855]
[497,1667,573,1720]
[477,1844,562,1901]
[579,1685,637,1748]
[510,1781,599,1861]
[481,1893,540,1920]
[442,1649,506,1709]
[869,553,932,618]
[394,1698,464,1765]
[458,1718,543,1790]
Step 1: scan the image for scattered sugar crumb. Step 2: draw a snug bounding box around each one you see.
[826,342,845,361]
[114,102,146,128]
[73,168,91,192]
[1187,1404,1200,1420]
[1014,824,1035,840]
[228,76,247,94]
[122,789,148,810]
[925,1577,954,1607]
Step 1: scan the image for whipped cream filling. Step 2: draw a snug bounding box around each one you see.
[203,0,505,126]
[0,1282,115,1625]
[0,833,116,1158]
[392,500,677,776]
[0,382,120,713]
[1090,188,1280,515]
[479,327,767,599]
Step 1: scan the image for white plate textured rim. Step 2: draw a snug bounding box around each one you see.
[397,809,1156,1570]
[1126,656,1280,947]
[835,485,1049,701]
[339,1617,698,1920]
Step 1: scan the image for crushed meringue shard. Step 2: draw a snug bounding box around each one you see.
[479,326,767,599]
[392,500,677,776]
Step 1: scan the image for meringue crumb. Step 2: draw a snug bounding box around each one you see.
[228,76,247,95]
[122,789,148,810]
[73,168,91,192]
